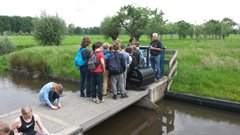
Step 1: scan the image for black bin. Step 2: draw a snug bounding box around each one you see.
[127,67,155,90]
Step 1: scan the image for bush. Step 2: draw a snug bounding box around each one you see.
[0,36,15,55]
[32,12,67,45]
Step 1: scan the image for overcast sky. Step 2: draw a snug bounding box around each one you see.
[0,0,239,27]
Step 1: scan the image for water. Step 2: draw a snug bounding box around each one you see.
[1,74,240,135]
[0,74,79,114]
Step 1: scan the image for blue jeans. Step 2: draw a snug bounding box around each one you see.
[150,54,161,79]
[91,72,103,100]
[80,69,91,97]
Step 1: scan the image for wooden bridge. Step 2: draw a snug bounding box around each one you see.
[0,50,178,135]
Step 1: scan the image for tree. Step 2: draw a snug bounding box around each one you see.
[175,20,191,39]
[221,18,236,39]
[145,9,167,40]
[32,12,67,45]
[74,26,82,35]
[194,24,204,41]
[100,16,120,40]
[67,23,75,35]
[203,19,221,39]
[116,5,149,41]
[0,16,11,34]
[165,22,177,39]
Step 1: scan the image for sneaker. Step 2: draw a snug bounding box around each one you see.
[112,95,117,100]
[95,99,100,104]
[99,99,104,103]
[121,93,128,99]
[92,98,97,102]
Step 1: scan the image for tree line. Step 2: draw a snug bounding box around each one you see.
[100,5,239,41]
[0,5,239,45]
[0,15,101,35]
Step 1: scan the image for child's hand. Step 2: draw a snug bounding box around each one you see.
[51,105,58,110]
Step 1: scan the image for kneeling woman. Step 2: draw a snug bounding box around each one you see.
[11,106,49,135]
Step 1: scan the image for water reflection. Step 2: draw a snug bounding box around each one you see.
[85,99,240,135]
[85,104,176,135]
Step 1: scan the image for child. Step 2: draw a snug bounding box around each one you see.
[102,43,110,96]
[0,120,14,135]
[90,42,106,104]
[11,106,49,135]
[39,82,63,110]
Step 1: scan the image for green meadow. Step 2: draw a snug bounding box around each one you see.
[0,35,239,102]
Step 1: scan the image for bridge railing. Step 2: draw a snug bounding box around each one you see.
[164,50,178,91]
[139,47,178,90]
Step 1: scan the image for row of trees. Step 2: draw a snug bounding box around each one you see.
[0,16,33,34]
[0,15,101,35]
[1,5,239,45]
[100,5,239,41]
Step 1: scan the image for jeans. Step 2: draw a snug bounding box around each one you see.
[92,72,103,100]
[80,69,91,97]
[150,54,161,79]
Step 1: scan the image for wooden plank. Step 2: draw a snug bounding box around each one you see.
[168,61,177,79]
[169,50,178,68]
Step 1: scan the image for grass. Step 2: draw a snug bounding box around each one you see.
[0,34,240,102]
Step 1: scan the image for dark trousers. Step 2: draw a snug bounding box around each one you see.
[91,72,103,100]
[80,69,91,97]
[49,91,59,103]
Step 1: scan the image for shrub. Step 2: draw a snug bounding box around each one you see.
[0,36,15,55]
[32,12,67,45]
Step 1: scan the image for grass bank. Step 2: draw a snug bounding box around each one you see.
[0,35,239,102]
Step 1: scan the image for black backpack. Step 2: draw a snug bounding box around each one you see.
[108,52,125,75]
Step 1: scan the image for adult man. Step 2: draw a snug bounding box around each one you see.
[149,33,164,82]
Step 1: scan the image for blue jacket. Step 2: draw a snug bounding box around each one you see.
[38,82,60,107]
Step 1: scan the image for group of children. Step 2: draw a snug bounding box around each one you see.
[78,37,146,104]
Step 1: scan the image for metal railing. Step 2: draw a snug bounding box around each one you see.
[139,46,178,90]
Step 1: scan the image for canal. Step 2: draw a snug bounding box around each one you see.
[0,74,239,135]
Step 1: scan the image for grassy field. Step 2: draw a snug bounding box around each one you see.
[0,35,240,102]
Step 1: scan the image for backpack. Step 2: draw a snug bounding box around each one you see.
[74,48,87,67]
[130,54,138,70]
[108,52,124,75]
[88,52,99,70]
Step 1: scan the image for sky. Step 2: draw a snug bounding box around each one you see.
[0,0,239,27]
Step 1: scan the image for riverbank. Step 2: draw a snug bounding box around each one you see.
[0,35,239,102]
